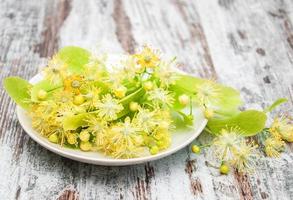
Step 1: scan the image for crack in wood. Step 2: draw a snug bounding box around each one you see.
[185,159,203,196]
[172,0,218,79]
[12,129,27,162]
[56,185,79,200]
[260,191,269,199]
[134,177,148,200]
[228,33,251,54]
[15,186,21,200]
[144,162,155,187]
[34,0,71,57]
[234,171,253,200]
[112,0,136,54]
[132,163,154,200]
[268,8,293,51]
[218,0,235,9]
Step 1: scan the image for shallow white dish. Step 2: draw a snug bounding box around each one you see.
[16,56,207,165]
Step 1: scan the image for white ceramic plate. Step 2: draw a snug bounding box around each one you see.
[16,56,207,166]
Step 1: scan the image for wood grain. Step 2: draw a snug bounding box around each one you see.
[0,0,292,199]
[34,0,72,58]
[113,0,136,53]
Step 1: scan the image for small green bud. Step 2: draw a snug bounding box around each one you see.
[73,95,85,105]
[67,134,77,145]
[204,108,214,119]
[178,94,189,106]
[129,102,139,112]
[37,89,47,100]
[191,145,201,154]
[220,164,230,175]
[114,86,127,98]
[48,133,58,143]
[80,141,92,151]
[143,81,153,91]
[79,131,90,142]
[150,145,159,155]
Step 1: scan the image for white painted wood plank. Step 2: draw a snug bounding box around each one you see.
[0,0,292,199]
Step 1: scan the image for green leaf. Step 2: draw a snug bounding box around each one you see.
[207,110,267,136]
[56,46,90,74]
[215,86,242,116]
[63,113,89,131]
[172,74,243,115]
[31,80,62,102]
[172,74,202,95]
[3,77,32,109]
[264,98,287,113]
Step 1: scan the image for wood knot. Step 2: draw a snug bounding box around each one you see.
[256,48,266,56]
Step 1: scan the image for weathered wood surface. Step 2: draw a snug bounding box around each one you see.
[0,0,293,199]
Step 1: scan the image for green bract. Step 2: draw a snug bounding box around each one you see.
[56,46,90,74]
[63,113,90,131]
[207,110,267,136]
[3,77,32,109]
[31,80,62,102]
[172,74,243,116]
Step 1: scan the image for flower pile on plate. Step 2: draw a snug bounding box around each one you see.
[4,46,293,172]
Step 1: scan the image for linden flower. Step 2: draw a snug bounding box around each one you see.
[102,71,124,89]
[85,51,107,69]
[148,88,174,106]
[107,117,143,158]
[152,121,172,150]
[86,115,107,148]
[264,137,285,157]
[153,110,174,131]
[133,108,157,133]
[231,141,259,173]
[154,62,177,87]
[212,128,243,161]
[79,84,101,109]
[43,56,67,85]
[95,94,123,121]
[120,57,144,80]
[53,90,73,103]
[195,80,220,107]
[84,53,107,81]
[141,110,172,150]
[56,102,85,121]
[84,66,107,82]
[135,46,160,68]
[30,101,60,137]
[111,142,144,159]
[270,116,293,142]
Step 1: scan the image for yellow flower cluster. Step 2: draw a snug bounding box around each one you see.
[264,116,292,157]
[211,128,259,173]
[30,45,182,158]
[270,116,293,142]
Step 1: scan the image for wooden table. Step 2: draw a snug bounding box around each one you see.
[1,0,293,199]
